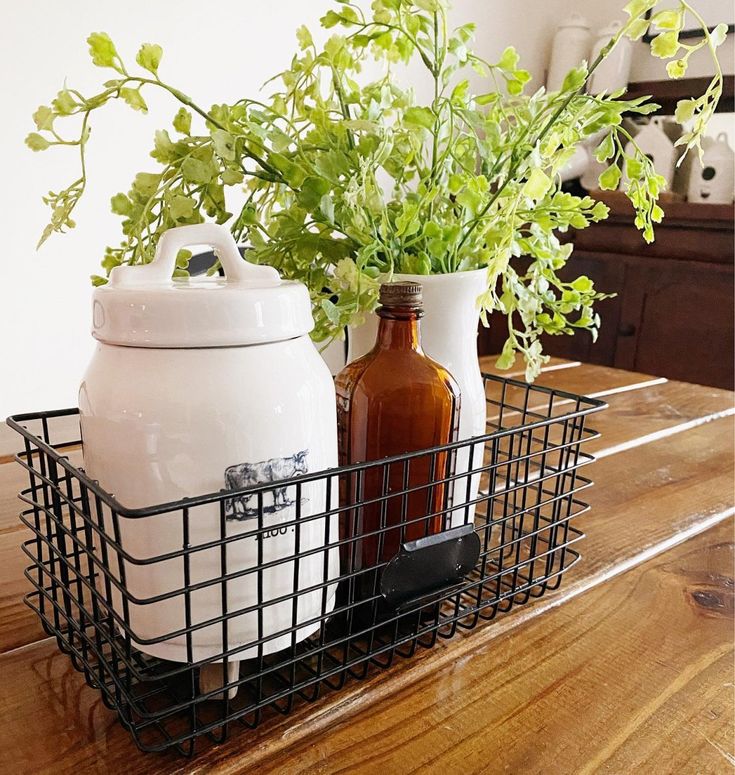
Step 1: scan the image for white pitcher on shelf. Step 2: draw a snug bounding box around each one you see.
[546,14,593,92]
[588,20,633,96]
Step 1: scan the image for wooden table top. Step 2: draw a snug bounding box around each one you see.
[1,358,733,774]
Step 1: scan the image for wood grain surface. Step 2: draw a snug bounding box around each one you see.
[0,359,732,774]
[254,520,735,775]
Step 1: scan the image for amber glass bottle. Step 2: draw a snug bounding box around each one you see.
[335,282,460,605]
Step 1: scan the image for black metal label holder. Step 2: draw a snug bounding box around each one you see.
[381,524,481,611]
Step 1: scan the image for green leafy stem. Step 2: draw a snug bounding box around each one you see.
[26,0,727,380]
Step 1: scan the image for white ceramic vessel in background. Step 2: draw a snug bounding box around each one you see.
[560,145,591,183]
[687,132,735,204]
[321,337,348,376]
[588,20,632,95]
[348,268,489,528]
[546,14,593,92]
[580,150,607,192]
[620,118,677,191]
[80,223,339,666]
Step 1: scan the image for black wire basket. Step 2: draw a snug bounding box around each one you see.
[6,373,605,756]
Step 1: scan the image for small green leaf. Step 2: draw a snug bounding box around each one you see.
[401,252,431,275]
[25,132,50,151]
[221,168,244,185]
[650,31,679,59]
[475,92,498,106]
[623,0,657,18]
[238,203,258,226]
[674,98,697,123]
[136,43,163,75]
[52,89,78,116]
[592,201,610,220]
[506,78,523,96]
[320,193,335,223]
[456,188,483,213]
[173,107,192,134]
[403,106,435,130]
[561,65,587,93]
[337,6,359,23]
[176,249,192,268]
[120,87,148,112]
[710,23,729,47]
[182,157,216,184]
[132,172,161,198]
[497,46,519,71]
[495,338,516,370]
[321,10,342,28]
[651,9,683,31]
[598,164,621,191]
[522,168,551,201]
[666,58,687,79]
[625,18,651,41]
[212,129,236,161]
[572,275,594,293]
[594,133,615,163]
[170,195,196,221]
[151,129,177,163]
[451,79,469,103]
[321,298,341,325]
[110,192,133,215]
[448,174,464,195]
[455,22,476,44]
[296,25,313,50]
[87,32,121,71]
[91,275,108,287]
[625,157,643,179]
[32,106,54,131]
[297,176,330,209]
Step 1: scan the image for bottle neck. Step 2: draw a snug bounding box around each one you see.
[375,308,423,352]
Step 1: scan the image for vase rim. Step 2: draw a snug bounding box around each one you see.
[393,267,487,285]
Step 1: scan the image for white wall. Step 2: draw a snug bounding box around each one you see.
[1,0,732,423]
[1,0,337,420]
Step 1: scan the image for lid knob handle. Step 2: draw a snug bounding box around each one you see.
[108,223,280,287]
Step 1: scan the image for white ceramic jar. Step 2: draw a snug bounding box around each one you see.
[588,20,632,95]
[687,132,735,204]
[546,14,593,92]
[79,223,339,665]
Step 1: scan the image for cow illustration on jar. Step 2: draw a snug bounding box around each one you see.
[224,450,309,519]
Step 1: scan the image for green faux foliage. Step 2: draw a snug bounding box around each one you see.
[27,0,726,379]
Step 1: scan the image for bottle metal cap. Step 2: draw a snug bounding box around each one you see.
[379,281,423,309]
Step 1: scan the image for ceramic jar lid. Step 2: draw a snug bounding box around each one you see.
[92,223,314,348]
[596,19,624,38]
[559,13,590,30]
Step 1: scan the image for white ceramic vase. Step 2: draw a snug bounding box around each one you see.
[348,268,489,528]
[546,14,593,92]
[588,20,632,95]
